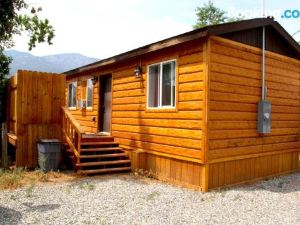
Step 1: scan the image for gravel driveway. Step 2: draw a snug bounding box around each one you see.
[0,172,299,225]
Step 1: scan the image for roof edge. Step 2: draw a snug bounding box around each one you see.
[65,18,300,76]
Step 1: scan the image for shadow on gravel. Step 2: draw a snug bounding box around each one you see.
[68,173,150,187]
[235,172,300,194]
[213,173,300,195]
[0,206,22,225]
[22,202,60,212]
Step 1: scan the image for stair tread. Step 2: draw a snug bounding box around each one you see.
[81,142,118,145]
[76,159,131,167]
[82,134,113,138]
[78,167,131,174]
[80,147,122,152]
[79,153,127,159]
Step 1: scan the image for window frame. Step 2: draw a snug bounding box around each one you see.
[67,81,77,110]
[86,78,93,110]
[146,59,177,110]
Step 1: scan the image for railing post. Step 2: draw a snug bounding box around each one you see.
[77,134,81,154]
[61,107,83,167]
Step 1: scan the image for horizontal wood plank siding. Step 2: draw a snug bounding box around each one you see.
[205,36,300,189]
[67,76,99,133]
[66,41,205,188]
[111,42,204,160]
[208,36,300,162]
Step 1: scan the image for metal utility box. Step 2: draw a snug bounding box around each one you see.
[37,139,62,172]
[257,100,271,133]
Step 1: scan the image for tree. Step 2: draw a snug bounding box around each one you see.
[0,0,55,122]
[193,0,244,29]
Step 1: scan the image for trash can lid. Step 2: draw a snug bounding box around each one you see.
[37,139,61,143]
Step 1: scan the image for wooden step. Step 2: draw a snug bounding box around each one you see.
[79,153,127,159]
[81,135,114,143]
[80,147,122,152]
[81,142,118,146]
[82,134,113,138]
[78,167,131,174]
[76,159,131,167]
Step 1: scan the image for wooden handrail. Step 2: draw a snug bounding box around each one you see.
[61,106,84,164]
[61,107,85,134]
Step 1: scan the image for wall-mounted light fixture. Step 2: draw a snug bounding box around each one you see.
[134,66,142,78]
[91,76,98,85]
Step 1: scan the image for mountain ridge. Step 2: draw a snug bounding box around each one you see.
[4,50,98,76]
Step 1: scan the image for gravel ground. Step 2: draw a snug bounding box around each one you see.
[0,172,299,225]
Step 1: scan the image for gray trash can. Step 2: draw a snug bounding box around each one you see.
[37,139,61,172]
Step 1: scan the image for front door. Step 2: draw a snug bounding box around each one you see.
[99,75,112,134]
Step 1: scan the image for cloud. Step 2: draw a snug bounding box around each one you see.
[13,0,192,58]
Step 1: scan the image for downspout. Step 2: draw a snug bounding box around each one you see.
[261,0,266,101]
[257,0,271,134]
[262,25,266,100]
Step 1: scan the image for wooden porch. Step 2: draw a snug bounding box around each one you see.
[62,107,131,174]
[5,70,131,174]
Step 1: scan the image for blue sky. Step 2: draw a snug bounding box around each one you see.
[13,0,300,58]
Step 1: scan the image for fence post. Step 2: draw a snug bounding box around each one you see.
[1,123,8,168]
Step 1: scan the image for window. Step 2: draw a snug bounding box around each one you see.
[68,82,77,108]
[147,60,176,108]
[86,79,93,108]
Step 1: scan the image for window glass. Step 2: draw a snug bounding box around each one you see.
[148,60,176,108]
[162,61,175,106]
[68,82,77,108]
[87,79,93,108]
[148,64,160,107]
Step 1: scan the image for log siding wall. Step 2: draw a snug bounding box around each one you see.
[66,75,99,133]
[112,44,204,161]
[66,36,299,190]
[67,41,206,188]
[207,36,300,189]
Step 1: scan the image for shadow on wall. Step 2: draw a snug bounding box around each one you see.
[0,206,22,225]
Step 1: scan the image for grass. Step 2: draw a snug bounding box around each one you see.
[0,168,76,190]
[25,182,35,197]
[146,191,160,201]
[134,169,156,179]
[79,182,96,191]
[0,167,26,189]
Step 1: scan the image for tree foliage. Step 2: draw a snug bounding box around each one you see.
[0,0,55,122]
[193,0,244,29]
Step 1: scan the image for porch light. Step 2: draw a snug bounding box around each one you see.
[91,76,98,85]
[134,66,142,78]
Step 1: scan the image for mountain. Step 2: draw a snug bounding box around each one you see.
[4,50,98,76]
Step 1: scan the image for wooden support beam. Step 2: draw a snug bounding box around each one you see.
[1,123,8,168]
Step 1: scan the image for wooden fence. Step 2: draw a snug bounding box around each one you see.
[7,70,65,168]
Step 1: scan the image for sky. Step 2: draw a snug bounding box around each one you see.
[12,0,300,59]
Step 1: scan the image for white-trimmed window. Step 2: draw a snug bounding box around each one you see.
[147,60,176,108]
[68,82,77,108]
[86,78,93,108]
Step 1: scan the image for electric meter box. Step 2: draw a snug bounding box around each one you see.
[257,100,271,133]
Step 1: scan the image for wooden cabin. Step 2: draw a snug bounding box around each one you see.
[63,18,300,191]
[7,18,299,191]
